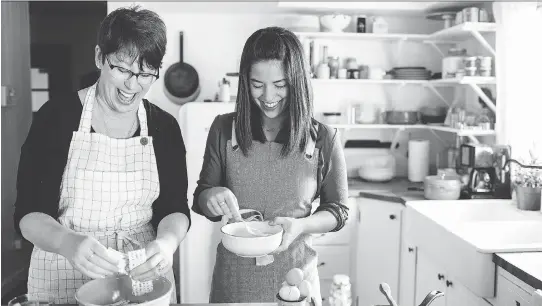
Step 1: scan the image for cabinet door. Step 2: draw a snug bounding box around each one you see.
[356,198,403,306]
[398,240,417,306]
[416,252,446,306]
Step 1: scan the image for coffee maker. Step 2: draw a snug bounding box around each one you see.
[459,144,512,199]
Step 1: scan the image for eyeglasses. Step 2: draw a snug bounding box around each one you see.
[106,57,160,85]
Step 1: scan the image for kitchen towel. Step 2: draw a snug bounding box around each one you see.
[408,139,430,182]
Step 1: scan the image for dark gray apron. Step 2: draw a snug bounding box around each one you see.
[209,120,322,306]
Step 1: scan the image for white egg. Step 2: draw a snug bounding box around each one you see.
[279,285,301,301]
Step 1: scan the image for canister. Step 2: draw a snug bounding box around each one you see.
[338,68,347,79]
[455,11,463,25]
[463,7,480,22]
[479,8,489,22]
[442,48,467,79]
[463,56,478,69]
[322,112,342,125]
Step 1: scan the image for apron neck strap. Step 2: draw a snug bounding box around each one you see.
[230,119,317,157]
[78,83,149,136]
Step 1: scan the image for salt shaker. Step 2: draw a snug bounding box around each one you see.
[328,275,352,306]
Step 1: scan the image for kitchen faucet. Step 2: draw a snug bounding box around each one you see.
[376,283,444,306]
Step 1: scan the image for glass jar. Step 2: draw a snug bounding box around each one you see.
[328,275,352,306]
[328,56,340,79]
[442,48,467,79]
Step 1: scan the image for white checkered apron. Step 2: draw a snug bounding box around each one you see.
[27,84,176,303]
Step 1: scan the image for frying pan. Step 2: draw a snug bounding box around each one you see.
[163,31,200,105]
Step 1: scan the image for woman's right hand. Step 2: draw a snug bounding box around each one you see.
[204,187,243,222]
[59,232,121,279]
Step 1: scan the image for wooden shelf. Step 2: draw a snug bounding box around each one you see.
[294,31,431,42]
[311,79,428,85]
[425,22,497,42]
[429,77,497,86]
[330,123,496,137]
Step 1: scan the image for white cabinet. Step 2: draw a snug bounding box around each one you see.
[355,198,404,306]
[314,197,358,303]
[415,252,447,306]
[415,251,491,306]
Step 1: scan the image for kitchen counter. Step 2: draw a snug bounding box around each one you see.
[55,304,278,306]
[348,177,425,204]
[494,252,542,290]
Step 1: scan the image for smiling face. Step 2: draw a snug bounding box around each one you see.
[95,46,158,113]
[249,59,289,120]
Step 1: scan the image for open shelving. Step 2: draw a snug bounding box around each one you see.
[310,76,496,86]
[295,32,436,42]
[424,22,497,56]
[329,123,495,146]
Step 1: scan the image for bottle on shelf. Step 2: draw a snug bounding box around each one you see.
[317,46,330,79]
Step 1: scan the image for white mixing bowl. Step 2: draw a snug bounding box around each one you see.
[319,14,351,32]
[75,275,172,306]
[221,221,284,257]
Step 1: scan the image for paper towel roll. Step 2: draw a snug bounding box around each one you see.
[408,139,430,182]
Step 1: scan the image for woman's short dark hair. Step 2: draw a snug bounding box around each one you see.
[236,26,314,157]
[97,5,166,71]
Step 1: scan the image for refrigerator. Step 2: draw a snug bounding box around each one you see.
[177,102,236,303]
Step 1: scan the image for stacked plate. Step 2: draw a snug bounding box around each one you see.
[391,67,431,80]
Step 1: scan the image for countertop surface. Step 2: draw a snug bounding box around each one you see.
[348,177,425,204]
[494,252,542,290]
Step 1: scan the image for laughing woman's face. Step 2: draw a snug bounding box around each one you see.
[249,60,289,119]
[95,47,158,113]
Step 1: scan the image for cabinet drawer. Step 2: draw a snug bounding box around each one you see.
[314,245,350,279]
[312,225,352,246]
[497,273,532,306]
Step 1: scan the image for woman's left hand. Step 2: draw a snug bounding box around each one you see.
[269,217,306,253]
[129,239,176,282]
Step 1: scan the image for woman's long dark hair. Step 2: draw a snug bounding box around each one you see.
[235,26,313,157]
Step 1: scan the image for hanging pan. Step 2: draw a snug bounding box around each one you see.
[163,31,201,105]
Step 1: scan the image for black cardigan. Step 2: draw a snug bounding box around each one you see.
[13,92,191,236]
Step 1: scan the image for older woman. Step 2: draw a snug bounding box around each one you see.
[192,27,349,305]
[14,6,190,303]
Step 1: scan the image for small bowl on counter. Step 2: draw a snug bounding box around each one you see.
[424,174,462,200]
[357,153,396,182]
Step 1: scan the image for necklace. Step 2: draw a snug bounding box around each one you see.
[94,93,138,138]
[101,114,137,139]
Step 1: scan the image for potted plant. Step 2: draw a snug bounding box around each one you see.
[506,156,542,211]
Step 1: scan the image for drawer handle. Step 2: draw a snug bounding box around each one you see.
[446,280,453,287]
[408,247,414,252]
[317,262,326,267]
[389,214,396,220]
[437,274,444,280]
